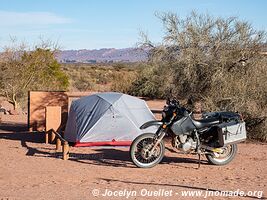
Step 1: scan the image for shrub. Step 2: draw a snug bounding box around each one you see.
[0,42,69,110]
[130,11,267,141]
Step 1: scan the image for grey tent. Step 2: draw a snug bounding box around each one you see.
[64,92,156,147]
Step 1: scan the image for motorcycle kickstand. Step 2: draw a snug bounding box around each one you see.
[197,153,201,169]
[194,130,201,169]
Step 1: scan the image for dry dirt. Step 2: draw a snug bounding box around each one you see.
[0,113,266,200]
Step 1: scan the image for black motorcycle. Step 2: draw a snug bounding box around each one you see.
[130,98,247,168]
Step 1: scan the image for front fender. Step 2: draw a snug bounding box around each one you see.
[140,120,163,130]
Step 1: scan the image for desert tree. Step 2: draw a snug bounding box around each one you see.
[0,39,69,110]
[131,11,267,140]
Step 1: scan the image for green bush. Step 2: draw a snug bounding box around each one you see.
[0,44,69,110]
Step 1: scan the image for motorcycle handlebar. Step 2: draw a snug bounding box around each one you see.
[166,98,180,107]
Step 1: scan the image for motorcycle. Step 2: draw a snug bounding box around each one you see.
[130,98,247,168]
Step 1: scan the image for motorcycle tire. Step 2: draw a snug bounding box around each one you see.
[130,133,165,168]
[206,144,238,165]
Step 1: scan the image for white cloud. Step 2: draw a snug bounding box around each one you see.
[0,11,72,26]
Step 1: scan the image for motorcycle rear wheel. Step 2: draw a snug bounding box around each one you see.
[206,144,238,165]
[130,133,165,168]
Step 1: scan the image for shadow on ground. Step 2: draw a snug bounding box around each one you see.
[0,122,208,169]
[0,122,28,132]
[67,148,208,169]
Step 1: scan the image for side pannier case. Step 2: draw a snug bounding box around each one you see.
[217,121,247,146]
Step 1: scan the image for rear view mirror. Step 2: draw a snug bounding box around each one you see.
[166,97,170,105]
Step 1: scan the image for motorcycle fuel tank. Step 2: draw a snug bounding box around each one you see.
[171,116,196,135]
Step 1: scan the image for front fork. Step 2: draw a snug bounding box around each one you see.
[148,128,166,156]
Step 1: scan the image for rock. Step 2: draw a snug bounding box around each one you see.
[0,107,7,114]
[9,109,20,115]
[0,100,14,112]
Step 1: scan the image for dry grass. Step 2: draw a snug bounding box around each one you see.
[61,63,138,92]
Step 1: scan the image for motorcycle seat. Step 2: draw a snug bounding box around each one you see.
[192,117,220,129]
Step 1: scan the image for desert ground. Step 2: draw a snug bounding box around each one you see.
[0,110,266,200]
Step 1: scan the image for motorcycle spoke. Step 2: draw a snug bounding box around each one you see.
[133,137,160,164]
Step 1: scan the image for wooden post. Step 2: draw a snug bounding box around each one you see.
[62,141,69,160]
[45,106,61,143]
[45,131,49,144]
[56,137,61,151]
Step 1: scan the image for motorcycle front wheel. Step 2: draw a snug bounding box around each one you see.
[130,133,165,168]
[206,144,238,165]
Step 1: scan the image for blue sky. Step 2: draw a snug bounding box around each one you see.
[0,0,266,50]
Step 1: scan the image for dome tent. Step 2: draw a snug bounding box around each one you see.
[64,92,156,147]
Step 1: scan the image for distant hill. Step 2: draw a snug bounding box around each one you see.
[56,48,149,63]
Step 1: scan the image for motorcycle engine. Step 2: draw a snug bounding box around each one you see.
[172,135,197,152]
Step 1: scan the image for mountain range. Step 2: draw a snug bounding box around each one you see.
[56,48,149,63]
